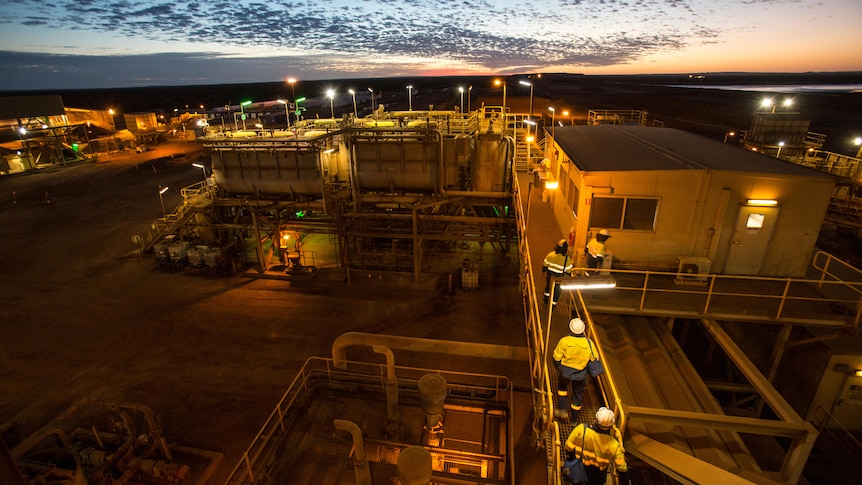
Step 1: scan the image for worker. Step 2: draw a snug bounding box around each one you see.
[584,229,611,276]
[564,407,629,485]
[552,318,596,420]
[542,239,574,307]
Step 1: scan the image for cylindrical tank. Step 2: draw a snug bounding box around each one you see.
[417,373,447,428]
[471,134,510,193]
[397,445,432,485]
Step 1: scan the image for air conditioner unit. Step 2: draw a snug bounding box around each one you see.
[674,256,711,285]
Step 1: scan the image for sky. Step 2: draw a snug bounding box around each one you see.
[0,0,860,90]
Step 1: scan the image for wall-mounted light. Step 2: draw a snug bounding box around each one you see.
[747,199,778,206]
[559,275,617,290]
[856,369,862,377]
[545,180,559,190]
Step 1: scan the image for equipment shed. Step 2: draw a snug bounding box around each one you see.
[543,125,836,277]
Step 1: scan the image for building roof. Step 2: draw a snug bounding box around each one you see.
[553,125,834,178]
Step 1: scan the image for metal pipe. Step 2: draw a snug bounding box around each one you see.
[332,332,529,370]
[333,419,372,485]
[372,345,401,425]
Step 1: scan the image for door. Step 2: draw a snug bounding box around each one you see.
[724,205,779,275]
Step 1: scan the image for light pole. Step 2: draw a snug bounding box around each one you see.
[240,100,252,130]
[548,107,556,139]
[458,87,464,114]
[192,163,207,181]
[495,79,507,129]
[158,185,169,215]
[288,77,297,108]
[368,88,376,122]
[349,89,358,119]
[278,99,290,127]
[524,119,536,163]
[407,85,413,111]
[327,89,335,119]
[854,137,862,158]
[776,141,785,158]
[519,80,533,123]
[724,131,736,143]
[468,85,473,113]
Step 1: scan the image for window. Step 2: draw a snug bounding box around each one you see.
[567,179,579,218]
[590,197,658,231]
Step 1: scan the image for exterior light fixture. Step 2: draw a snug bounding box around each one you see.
[158,185,169,215]
[747,199,778,206]
[240,100,252,130]
[559,275,617,290]
[326,89,335,119]
[545,180,559,190]
[776,140,785,158]
[458,87,464,114]
[278,99,290,126]
[192,163,207,180]
[406,85,413,111]
[494,79,507,126]
[519,80,533,121]
[348,89,357,118]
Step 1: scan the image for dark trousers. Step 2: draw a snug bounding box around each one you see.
[543,272,563,304]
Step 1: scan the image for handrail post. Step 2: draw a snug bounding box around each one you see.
[638,272,650,311]
[703,275,717,315]
[775,279,793,319]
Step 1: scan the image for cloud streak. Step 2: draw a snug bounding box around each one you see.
[0,0,858,89]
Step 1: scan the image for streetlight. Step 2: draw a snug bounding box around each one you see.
[240,100,252,130]
[494,79,507,129]
[158,185,169,215]
[458,87,464,114]
[724,131,736,143]
[468,85,473,113]
[519,80,533,123]
[349,89,358,119]
[368,88,376,122]
[854,137,862,158]
[524,119,536,163]
[326,89,335,119]
[278,99,291,127]
[192,163,207,181]
[776,141,785,158]
[548,107,556,139]
[406,85,413,111]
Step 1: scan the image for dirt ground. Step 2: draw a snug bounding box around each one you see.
[0,141,535,482]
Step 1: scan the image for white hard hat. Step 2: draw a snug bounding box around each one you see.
[599,229,610,237]
[569,318,585,335]
[596,407,615,428]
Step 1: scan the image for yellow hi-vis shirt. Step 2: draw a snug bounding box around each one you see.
[552,335,595,370]
[543,251,573,275]
[585,238,606,258]
[565,423,628,473]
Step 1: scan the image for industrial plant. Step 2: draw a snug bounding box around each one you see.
[1,76,861,485]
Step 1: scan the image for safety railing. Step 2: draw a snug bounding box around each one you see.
[575,263,862,329]
[223,356,512,485]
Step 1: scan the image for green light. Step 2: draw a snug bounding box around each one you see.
[295,97,307,103]
[241,100,252,106]
[71,143,79,151]
[295,210,306,218]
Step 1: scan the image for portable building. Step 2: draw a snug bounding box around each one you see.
[543,125,836,277]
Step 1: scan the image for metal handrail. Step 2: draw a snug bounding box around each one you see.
[576,265,862,329]
[223,357,512,484]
